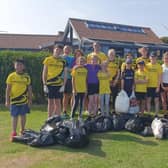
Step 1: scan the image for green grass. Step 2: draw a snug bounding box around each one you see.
[1,105,168,168]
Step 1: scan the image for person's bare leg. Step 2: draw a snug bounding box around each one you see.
[54,99,61,116]
[12,116,18,134]
[48,99,54,118]
[141,100,146,114]
[88,95,94,115]
[146,97,151,113]
[161,92,167,113]
[20,115,26,134]
[155,97,160,116]
[93,94,99,115]
[83,95,88,111]
[63,93,71,113]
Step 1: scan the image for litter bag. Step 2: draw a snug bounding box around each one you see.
[151,118,168,139]
[128,91,139,114]
[115,90,129,113]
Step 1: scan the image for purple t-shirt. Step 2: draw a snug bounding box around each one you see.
[85,64,101,84]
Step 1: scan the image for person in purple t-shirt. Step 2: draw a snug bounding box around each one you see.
[85,55,101,116]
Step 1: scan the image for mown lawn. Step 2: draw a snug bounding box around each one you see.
[1,105,168,168]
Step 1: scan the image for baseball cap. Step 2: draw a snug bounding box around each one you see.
[149,51,157,57]
[137,60,145,65]
[125,58,132,64]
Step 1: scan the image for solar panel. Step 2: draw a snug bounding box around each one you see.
[86,21,145,34]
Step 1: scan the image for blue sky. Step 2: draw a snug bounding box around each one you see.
[1,0,168,37]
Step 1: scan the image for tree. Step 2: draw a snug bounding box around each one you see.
[160,37,168,44]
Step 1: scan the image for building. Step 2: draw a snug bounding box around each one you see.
[0,32,63,52]
[61,18,168,57]
[1,18,168,57]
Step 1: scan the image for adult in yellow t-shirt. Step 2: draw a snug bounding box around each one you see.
[87,42,108,64]
[71,57,87,119]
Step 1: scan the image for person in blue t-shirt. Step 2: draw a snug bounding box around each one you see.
[121,58,134,97]
[62,45,74,116]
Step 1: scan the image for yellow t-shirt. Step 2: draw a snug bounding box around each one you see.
[87,52,108,64]
[71,67,87,93]
[107,61,118,80]
[43,56,66,86]
[97,71,111,94]
[146,63,162,87]
[135,69,148,92]
[6,72,31,105]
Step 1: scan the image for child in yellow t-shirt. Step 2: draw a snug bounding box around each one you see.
[98,61,111,116]
[107,49,120,110]
[42,45,67,118]
[146,52,162,116]
[134,60,148,114]
[121,52,135,72]
[5,59,32,141]
[71,57,87,120]
[160,52,168,115]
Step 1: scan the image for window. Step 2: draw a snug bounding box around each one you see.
[86,21,145,34]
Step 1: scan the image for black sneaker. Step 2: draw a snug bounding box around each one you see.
[164,114,168,118]
[154,114,158,118]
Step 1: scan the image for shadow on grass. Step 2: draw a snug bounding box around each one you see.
[39,139,106,158]
[95,131,158,146]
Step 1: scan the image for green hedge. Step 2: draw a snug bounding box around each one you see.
[0,50,50,104]
[0,51,163,104]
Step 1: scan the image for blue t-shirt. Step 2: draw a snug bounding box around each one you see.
[62,55,74,79]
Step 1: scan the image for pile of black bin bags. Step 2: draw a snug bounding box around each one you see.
[13,113,157,148]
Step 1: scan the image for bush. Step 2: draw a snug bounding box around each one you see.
[0,50,49,104]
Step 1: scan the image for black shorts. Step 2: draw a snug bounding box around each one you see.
[147,87,160,98]
[87,83,99,95]
[160,83,168,92]
[135,92,146,100]
[48,85,63,99]
[64,79,72,94]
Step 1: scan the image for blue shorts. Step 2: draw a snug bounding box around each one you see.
[10,104,30,117]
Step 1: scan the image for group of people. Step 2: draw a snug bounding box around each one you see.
[5,42,168,142]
